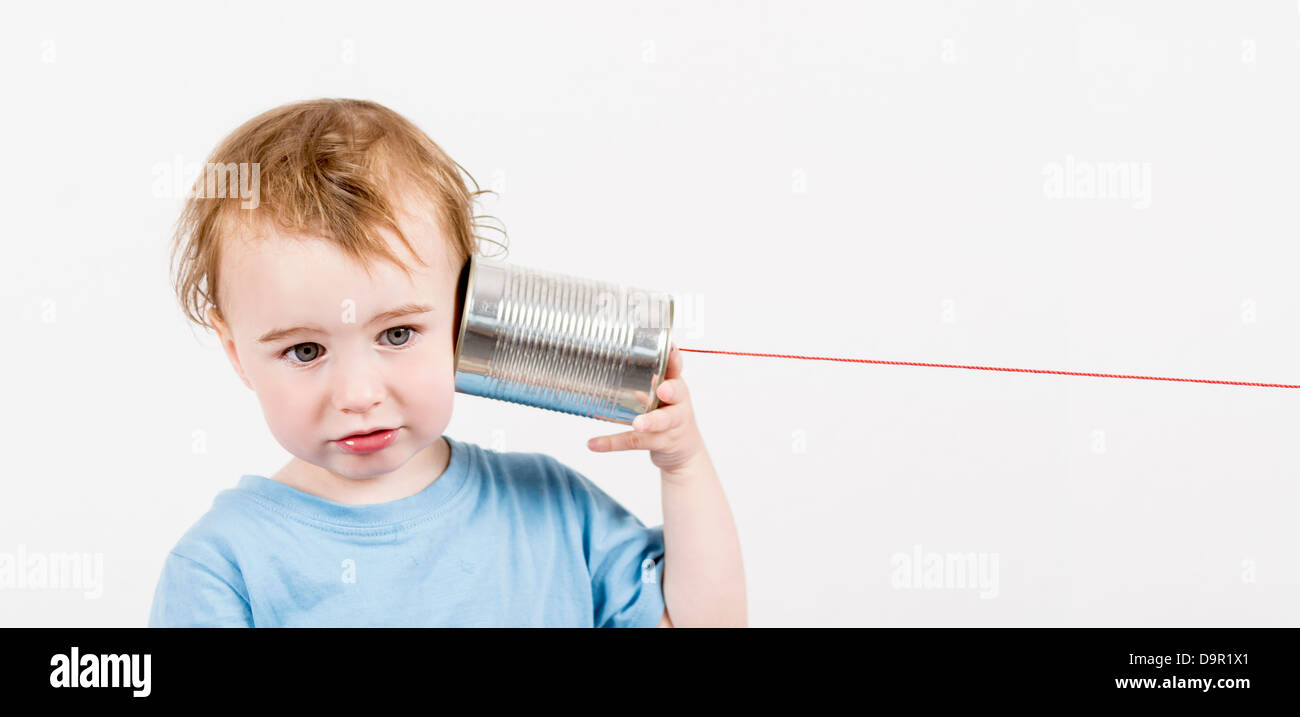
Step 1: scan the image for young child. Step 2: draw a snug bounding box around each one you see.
[150,98,746,627]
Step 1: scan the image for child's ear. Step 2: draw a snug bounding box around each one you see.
[207,307,254,392]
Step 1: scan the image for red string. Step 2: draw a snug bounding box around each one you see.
[677,347,1300,390]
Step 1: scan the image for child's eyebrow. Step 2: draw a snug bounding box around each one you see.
[257,303,434,344]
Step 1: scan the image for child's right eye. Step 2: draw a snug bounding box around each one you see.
[282,342,324,365]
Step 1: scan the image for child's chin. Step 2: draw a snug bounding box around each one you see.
[332,447,416,478]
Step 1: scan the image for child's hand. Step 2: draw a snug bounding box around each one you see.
[587,342,708,481]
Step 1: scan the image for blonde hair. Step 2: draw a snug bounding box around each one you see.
[168,98,505,332]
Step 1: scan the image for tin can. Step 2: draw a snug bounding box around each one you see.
[453,254,675,424]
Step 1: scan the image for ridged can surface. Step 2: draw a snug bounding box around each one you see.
[453,255,675,424]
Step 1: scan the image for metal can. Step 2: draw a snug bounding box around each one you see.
[453,254,675,424]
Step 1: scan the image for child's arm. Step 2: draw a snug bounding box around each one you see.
[148,551,254,627]
[588,343,747,627]
[657,450,746,627]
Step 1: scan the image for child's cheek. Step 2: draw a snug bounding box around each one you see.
[250,368,320,450]
[385,341,450,430]
[404,345,455,424]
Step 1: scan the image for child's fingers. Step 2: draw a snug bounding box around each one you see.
[588,429,664,453]
[664,341,683,379]
[632,404,685,433]
[656,377,689,406]
[630,352,687,413]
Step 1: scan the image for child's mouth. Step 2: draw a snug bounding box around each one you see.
[334,427,400,455]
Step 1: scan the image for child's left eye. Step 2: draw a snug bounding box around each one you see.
[381,326,416,347]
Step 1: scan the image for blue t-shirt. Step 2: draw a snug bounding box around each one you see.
[148,435,666,627]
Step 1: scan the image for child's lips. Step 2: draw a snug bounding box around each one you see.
[334,427,400,454]
[339,426,397,440]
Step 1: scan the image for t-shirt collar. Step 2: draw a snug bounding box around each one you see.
[233,434,473,528]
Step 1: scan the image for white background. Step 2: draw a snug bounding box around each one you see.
[2,0,1297,626]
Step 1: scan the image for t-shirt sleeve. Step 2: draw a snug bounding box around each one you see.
[148,551,254,627]
[560,461,667,628]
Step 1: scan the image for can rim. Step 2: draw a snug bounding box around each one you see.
[452,253,479,376]
[645,293,675,414]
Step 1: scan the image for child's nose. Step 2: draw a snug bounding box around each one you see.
[331,358,386,413]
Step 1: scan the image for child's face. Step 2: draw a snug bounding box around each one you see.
[209,202,461,480]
